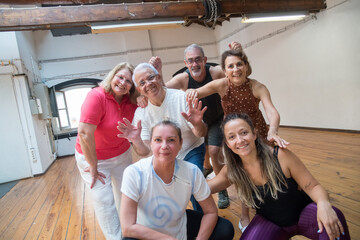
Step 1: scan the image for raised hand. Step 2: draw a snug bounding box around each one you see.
[181,98,207,127]
[117,118,142,143]
[149,56,162,73]
[228,41,243,51]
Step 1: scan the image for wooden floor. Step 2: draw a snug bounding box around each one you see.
[0,127,359,240]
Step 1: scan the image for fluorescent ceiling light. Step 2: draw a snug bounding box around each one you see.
[91,19,184,33]
[241,12,307,23]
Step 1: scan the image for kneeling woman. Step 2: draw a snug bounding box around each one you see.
[209,113,350,240]
[120,120,234,240]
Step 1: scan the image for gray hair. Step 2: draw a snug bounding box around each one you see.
[132,63,159,87]
[184,44,205,60]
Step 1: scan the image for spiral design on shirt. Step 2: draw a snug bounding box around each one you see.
[145,196,181,228]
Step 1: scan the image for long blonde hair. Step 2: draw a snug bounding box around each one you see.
[221,113,287,208]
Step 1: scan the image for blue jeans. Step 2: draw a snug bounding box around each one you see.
[183,143,205,212]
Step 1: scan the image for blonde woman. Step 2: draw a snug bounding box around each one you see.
[75,62,138,239]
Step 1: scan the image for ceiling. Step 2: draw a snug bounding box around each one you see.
[0,0,327,34]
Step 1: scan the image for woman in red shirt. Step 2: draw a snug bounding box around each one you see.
[75,62,138,240]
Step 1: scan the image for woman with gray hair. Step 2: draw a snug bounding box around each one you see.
[75,62,138,239]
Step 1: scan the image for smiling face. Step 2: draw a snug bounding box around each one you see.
[184,48,207,79]
[134,68,163,100]
[110,68,133,97]
[151,124,182,164]
[224,55,248,85]
[224,118,257,157]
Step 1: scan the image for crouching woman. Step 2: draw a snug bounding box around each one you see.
[209,113,350,240]
[120,120,234,240]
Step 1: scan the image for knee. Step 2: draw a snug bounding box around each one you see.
[90,187,115,206]
[212,217,234,240]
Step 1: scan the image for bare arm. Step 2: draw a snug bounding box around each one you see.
[165,72,189,91]
[252,80,289,148]
[117,118,151,156]
[77,122,106,188]
[209,65,225,80]
[186,78,228,102]
[120,194,176,240]
[196,195,219,240]
[207,165,232,194]
[279,149,344,240]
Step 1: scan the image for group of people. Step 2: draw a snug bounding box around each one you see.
[74,41,350,240]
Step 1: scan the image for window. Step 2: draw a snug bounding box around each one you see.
[50,78,101,136]
[53,87,92,133]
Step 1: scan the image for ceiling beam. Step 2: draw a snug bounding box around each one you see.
[0,0,326,31]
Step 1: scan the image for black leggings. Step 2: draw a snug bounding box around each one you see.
[123,209,234,240]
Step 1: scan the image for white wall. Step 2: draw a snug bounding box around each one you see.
[32,25,216,85]
[215,0,360,130]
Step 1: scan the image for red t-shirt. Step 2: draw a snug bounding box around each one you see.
[75,87,137,160]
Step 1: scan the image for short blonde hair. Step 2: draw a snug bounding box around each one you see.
[99,62,135,94]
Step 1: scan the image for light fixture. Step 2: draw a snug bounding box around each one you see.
[241,12,307,23]
[91,19,185,34]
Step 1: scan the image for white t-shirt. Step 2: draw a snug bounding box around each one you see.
[132,88,204,160]
[121,156,211,240]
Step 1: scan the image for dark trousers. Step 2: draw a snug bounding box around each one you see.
[123,209,234,240]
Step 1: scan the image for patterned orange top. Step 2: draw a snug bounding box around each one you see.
[221,78,268,140]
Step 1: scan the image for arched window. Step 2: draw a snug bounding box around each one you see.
[49,78,101,137]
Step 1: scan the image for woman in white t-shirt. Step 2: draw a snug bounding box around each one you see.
[120,120,234,240]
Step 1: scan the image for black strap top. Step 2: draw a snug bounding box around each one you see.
[186,64,224,126]
[253,146,312,227]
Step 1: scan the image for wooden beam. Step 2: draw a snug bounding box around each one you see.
[0,2,204,31]
[0,0,326,31]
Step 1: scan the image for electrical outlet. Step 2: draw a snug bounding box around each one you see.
[29,148,37,163]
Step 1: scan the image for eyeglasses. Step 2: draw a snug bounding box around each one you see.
[185,57,204,65]
[138,74,157,87]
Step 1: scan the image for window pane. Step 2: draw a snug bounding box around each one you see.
[56,91,66,109]
[65,87,92,129]
[58,109,70,128]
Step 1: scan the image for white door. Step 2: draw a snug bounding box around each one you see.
[0,74,32,183]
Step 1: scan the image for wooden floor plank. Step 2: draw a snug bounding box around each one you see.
[21,157,75,240]
[65,168,84,240]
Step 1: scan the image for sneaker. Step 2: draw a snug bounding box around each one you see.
[218,189,230,209]
[202,167,213,178]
